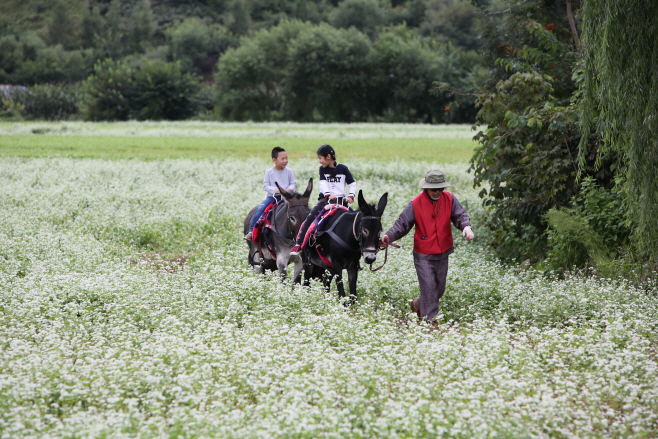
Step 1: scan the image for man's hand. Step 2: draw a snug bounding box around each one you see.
[328,194,337,200]
[274,187,280,194]
[346,196,354,204]
[462,226,474,241]
[382,235,391,245]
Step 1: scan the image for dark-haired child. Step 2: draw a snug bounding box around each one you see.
[245,147,296,241]
[290,144,356,255]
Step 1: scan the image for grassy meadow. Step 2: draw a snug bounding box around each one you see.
[0,122,474,161]
[1,122,657,438]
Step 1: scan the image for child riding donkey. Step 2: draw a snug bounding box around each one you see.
[244,146,314,282]
[245,146,296,242]
[290,144,356,256]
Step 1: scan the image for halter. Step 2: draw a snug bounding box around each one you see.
[272,198,308,245]
[352,211,400,272]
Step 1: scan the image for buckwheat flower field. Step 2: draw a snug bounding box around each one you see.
[1,124,657,438]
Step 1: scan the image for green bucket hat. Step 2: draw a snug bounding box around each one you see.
[419,169,451,189]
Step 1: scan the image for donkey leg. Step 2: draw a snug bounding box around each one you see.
[347,265,359,304]
[323,272,334,292]
[291,255,304,284]
[332,263,346,299]
[249,249,264,275]
[276,253,289,281]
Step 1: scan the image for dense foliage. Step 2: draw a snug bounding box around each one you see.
[545,177,630,271]
[0,0,490,122]
[471,4,593,263]
[470,0,655,278]
[216,21,480,122]
[580,0,658,260]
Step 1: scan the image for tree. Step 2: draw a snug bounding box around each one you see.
[420,0,480,51]
[81,4,104,49]
[469,3,616,263]
[128,0,155,53]
[285,23,372,121]
[580,0,658,258]
[368,26,472,122]
[227,0,251,36]
[477,0,581,102]
[329,0,388,38]
[47,1,79,49]
[169,18,233,77]
[215,20,313,120]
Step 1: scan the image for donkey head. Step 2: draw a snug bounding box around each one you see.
[357,190,388,264]
[275,178,313,236]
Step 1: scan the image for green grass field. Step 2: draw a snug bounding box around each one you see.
[0,121,477,161]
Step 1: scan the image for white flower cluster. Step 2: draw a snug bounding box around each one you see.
[1,158,657,438]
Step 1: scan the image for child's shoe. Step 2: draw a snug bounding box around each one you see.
[290,244,302,256]
[244,232,252,241]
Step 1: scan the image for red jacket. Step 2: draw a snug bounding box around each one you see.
[412,191,453,254]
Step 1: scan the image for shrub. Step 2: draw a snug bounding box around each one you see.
[82,60,200,121]
[0,97,24,121]
[544,177,631,271]
[11,84,80,120]
[132,61,200,121]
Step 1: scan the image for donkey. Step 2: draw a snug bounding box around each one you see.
[243,179,313,283]
[302,190,388,300]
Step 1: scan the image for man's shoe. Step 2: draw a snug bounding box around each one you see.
[409,298,420,317]
[244,232,253,241]
[290,244,302,256]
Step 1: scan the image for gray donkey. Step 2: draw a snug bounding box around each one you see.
[244,179,313,282]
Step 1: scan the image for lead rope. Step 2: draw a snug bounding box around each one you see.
[368,241,400,272]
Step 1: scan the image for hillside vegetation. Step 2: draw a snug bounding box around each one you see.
[0,0,495,123]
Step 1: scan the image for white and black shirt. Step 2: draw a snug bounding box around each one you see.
[318,164,356,200]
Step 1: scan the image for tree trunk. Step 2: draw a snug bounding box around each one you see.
[566,0,581,55]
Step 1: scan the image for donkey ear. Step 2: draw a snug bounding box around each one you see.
[276,182,293,201]
[357,190,371,215]
[376,192,388,216]
[302,178,313,199]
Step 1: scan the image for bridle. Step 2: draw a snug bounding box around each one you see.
[352,212,399,272]
[271,198,308,244]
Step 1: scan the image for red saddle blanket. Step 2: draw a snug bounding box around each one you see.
[251,201,277,244]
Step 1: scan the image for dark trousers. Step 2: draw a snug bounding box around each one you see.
[413,253,450,322]
[295,199,327,245]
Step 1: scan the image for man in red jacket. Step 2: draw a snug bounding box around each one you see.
[382,169,474,323]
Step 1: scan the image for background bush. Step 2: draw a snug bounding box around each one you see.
[11,84,80,120]
[82,59,199,121]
